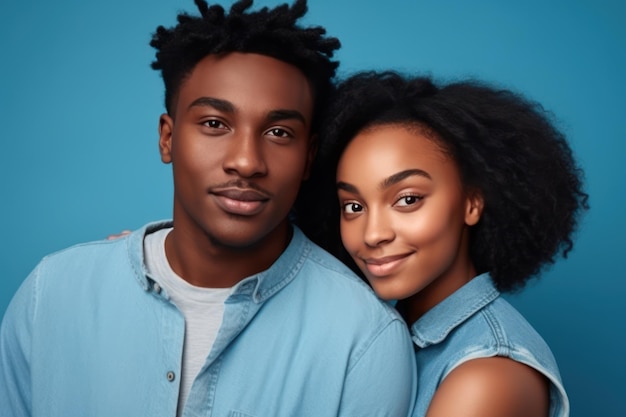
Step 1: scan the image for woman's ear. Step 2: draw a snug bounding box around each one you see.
[465,190,484,226]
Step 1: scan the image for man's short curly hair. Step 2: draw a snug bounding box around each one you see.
[299,71,589,292]
[150,0,340,132]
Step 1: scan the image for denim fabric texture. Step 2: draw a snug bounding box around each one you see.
[0,221,416,417]
[410,273,569,417]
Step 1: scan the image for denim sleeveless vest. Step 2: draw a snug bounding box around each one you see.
[410,273,569,417]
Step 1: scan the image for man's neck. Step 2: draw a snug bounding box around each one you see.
[163,220,292,288]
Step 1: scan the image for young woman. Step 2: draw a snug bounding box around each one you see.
[298,72,588,417]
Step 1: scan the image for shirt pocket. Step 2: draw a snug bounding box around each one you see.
[230,411,255,417]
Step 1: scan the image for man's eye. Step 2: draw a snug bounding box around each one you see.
[343,202,363,214]
[204,120,226,129]
[267,128,291,138]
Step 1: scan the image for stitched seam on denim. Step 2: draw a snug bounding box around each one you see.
[204,358,221,417]
[30,261,42,327]
[125,231,151,291]
[442,288,499,340]
[479,305,511,357]
[414,287,499,347]
[257,240,309,302]
[442,349,499,380]
[345,318,401,375]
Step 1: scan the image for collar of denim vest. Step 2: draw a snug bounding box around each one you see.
[410,273,500,348]
[126,220,309,304]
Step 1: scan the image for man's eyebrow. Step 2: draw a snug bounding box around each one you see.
[188,96,235,113]
[381,169,431,189]
[267,109,307,125]
[187,99,305,125]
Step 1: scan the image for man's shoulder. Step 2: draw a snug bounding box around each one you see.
[17,224,159,310]
[296,236,368,288]
[292,237,403,321]
[40,221,167,268]
[300,239,356,276]
[32,222,169,285]
[41,233,130,267]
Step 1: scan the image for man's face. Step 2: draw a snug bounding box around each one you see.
[159,53,315,250]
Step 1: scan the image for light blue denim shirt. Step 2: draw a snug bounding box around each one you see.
[0,221,416,417]
[410,273,569,417]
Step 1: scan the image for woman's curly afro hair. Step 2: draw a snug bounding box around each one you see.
[297,71,589,292]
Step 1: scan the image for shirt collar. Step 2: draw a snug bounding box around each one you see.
[127,220,309,303]
[127,220,173,290]
[228,225,309,303]
[410,273,499,348]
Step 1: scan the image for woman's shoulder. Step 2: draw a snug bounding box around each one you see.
[425,356,550,417]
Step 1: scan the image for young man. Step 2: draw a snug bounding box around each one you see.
[0,1,416,416]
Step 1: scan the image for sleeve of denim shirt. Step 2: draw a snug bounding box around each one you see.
[0,265,38,417]
[338,318,417,417]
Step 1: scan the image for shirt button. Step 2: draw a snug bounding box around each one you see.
[166,371,175,382]
[154,283,162,294]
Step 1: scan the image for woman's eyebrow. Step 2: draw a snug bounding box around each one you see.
[380,169,431,189]
[337,168,431,194]
[336,181,359,194]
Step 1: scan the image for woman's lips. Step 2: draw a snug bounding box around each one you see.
[362,254,411,277]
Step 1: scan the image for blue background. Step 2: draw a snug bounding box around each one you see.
[0,0,623,415]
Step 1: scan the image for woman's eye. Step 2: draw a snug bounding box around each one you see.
[343,202,364,214]
[395,195,422,207]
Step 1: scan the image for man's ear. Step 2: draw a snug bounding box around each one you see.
[303,134,318,180]
[465,190,484,226]
[158,113,174,164]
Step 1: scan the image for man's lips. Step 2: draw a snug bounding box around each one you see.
[212,189,270,201]
[211,188,270,216]
[361,253,411,277]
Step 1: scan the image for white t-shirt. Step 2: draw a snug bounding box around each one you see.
[144,228,231,416]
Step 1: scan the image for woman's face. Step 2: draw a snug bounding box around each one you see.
[336,124,482,308]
